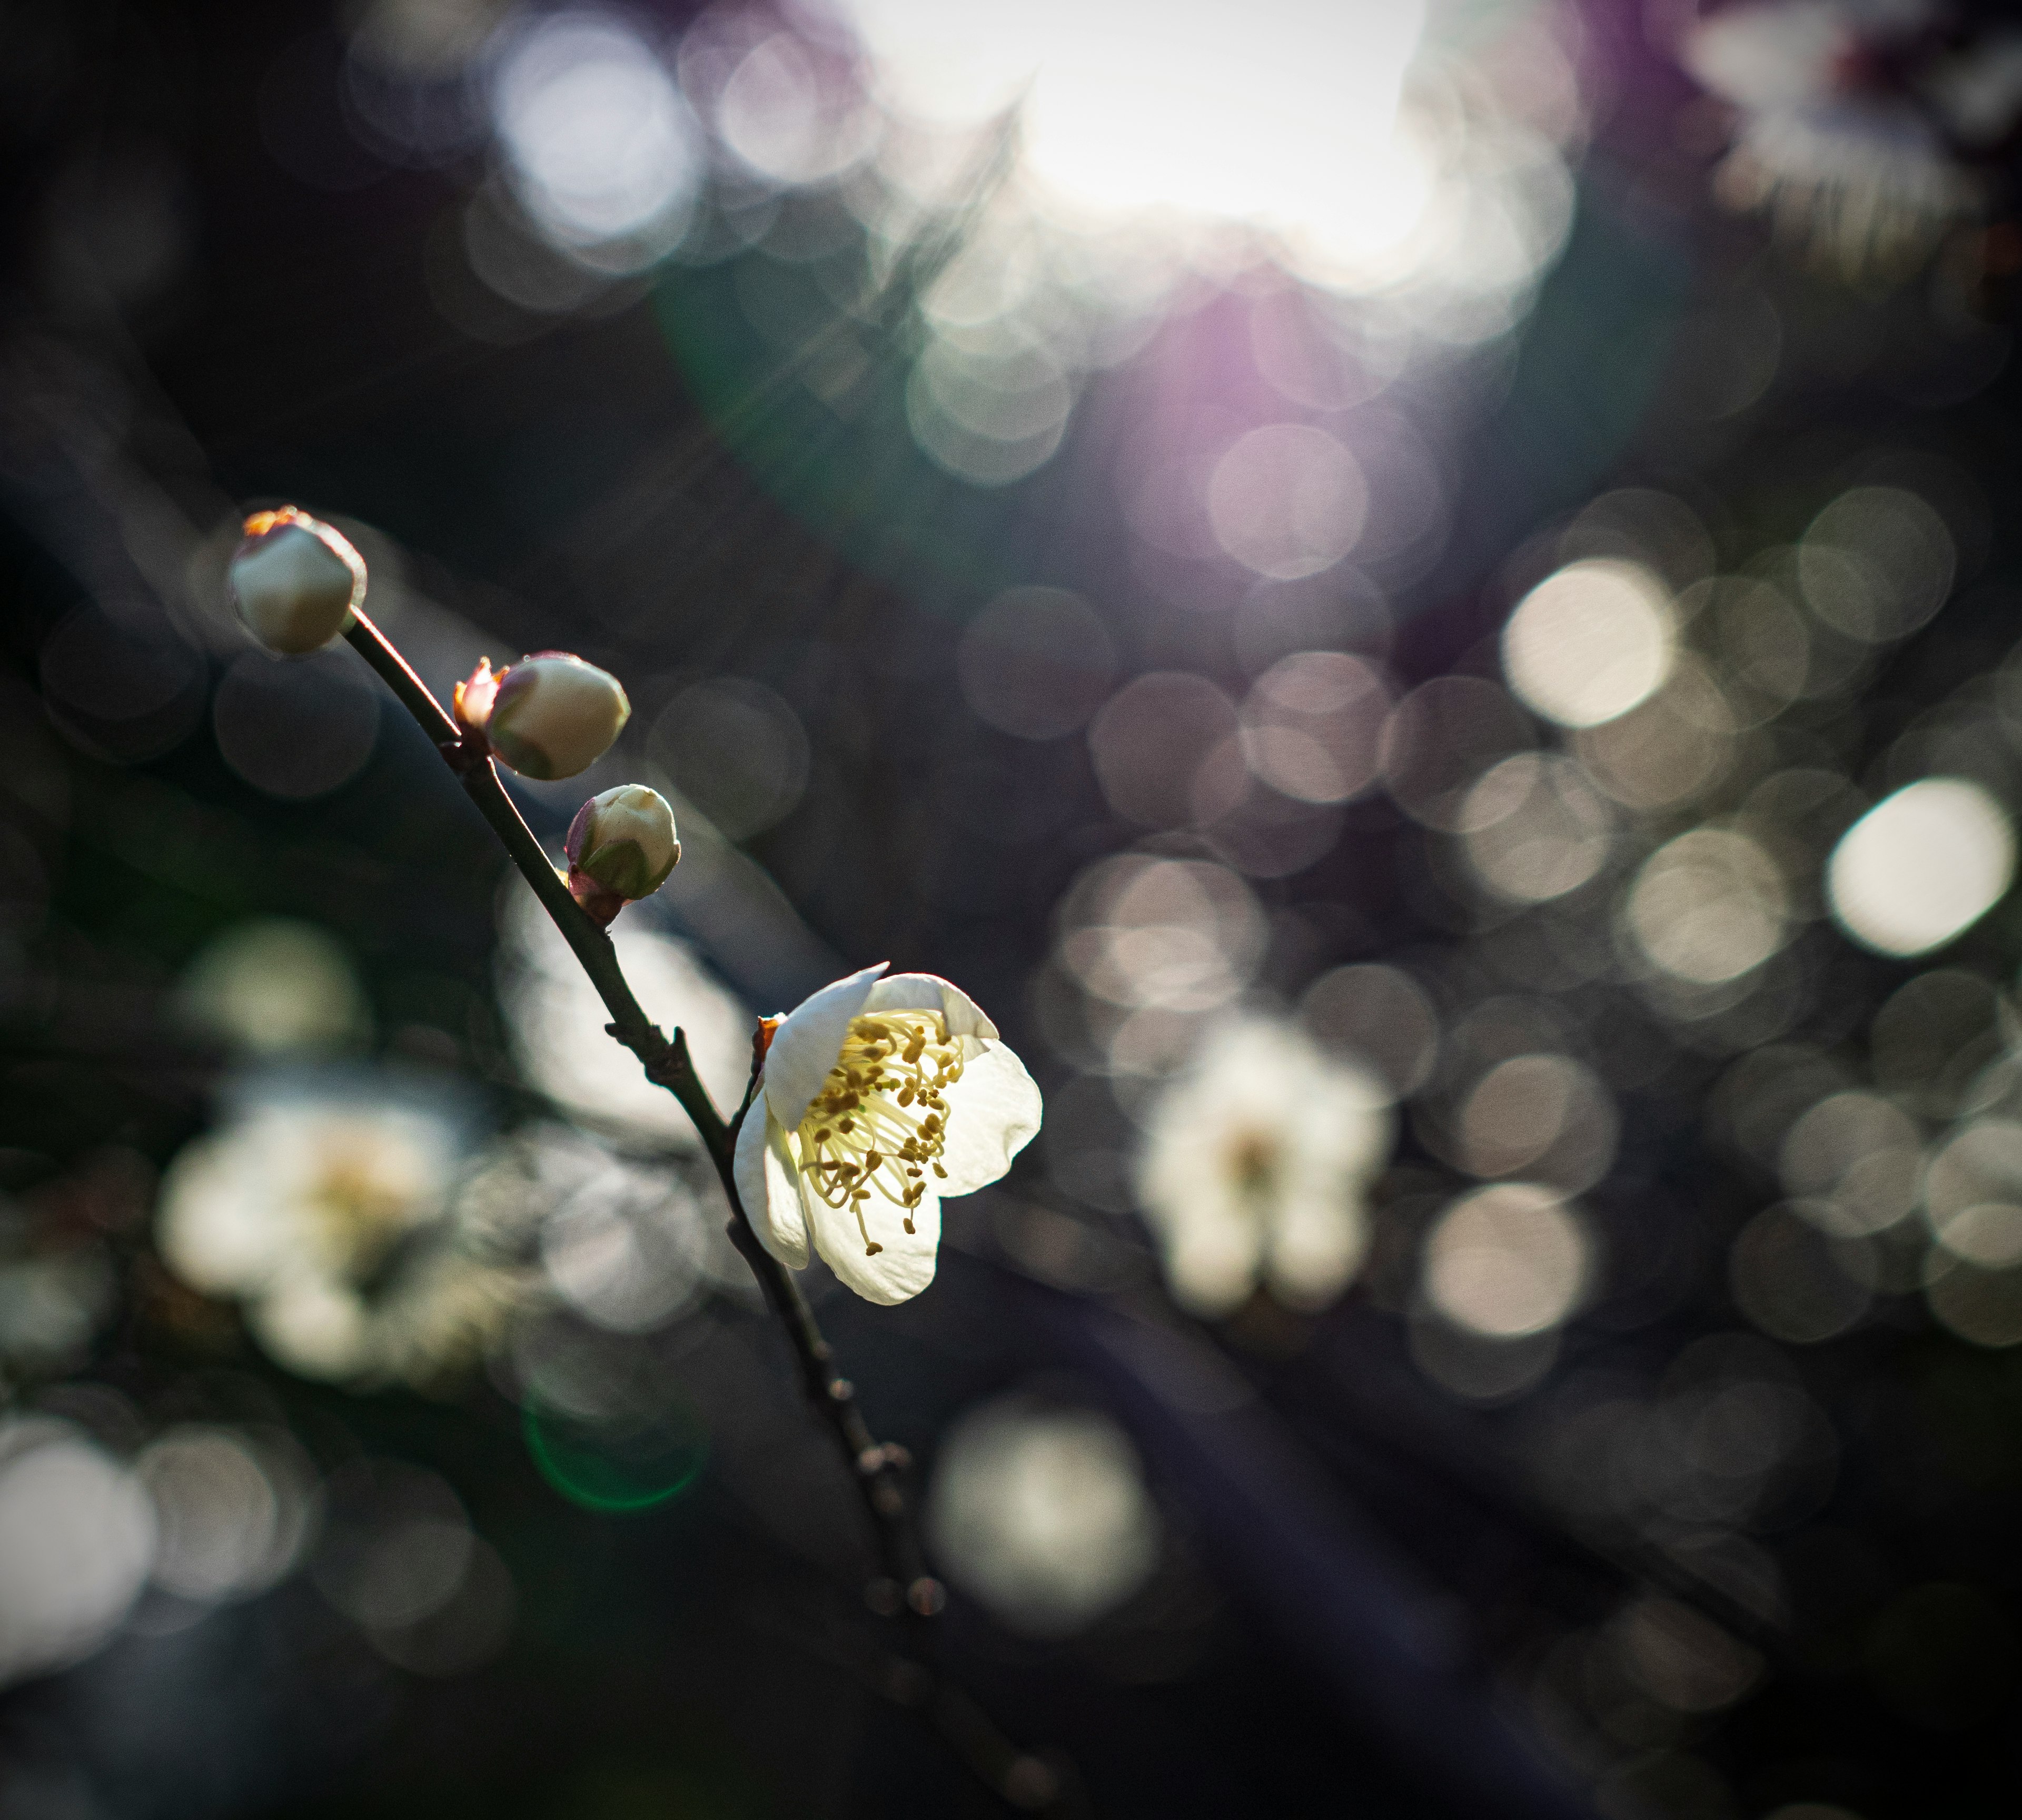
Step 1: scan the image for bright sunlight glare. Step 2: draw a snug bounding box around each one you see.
[843,0,1432,273]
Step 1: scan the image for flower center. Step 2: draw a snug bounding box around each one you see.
[793,1011,964,1254]
[1228,1131,1280,1204]
[307,1151,422,1273]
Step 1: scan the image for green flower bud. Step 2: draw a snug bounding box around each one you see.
[564,785,680,925]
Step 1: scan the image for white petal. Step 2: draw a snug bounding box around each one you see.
[247,1275,375,1381]
[762,962,888,1131]
[733,1105,810,1269]
[1266,1192,1369,1312]
[156,1138,290,1294]
[935,1042,1043,1196]
[862,972,999,1041]
[1161,1213,1262,1319]
[1299,1075,1394,1178]
[807,1182,941,1305]
[1135,1119,1246,1241]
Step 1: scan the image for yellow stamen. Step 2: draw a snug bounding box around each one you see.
[792,1008,964,1254]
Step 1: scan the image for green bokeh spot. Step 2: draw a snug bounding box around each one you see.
[523,1394,710,1514]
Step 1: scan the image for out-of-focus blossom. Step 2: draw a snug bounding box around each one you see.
[1678,1,2022,275]
[454,651,631,779]
[174,918,372,1055]
[1136,1017,1392,1318]
[227,507,368,654]
[495,889,754,1148]
[156,1084,529,1386]
[927,1397,1160,1638]
[732,963,1042,1304]
[563,784,680,925]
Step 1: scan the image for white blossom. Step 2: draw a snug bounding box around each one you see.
[157,1085,528,1384]
[1136,1017,1392,1318]
[1680,1,1985,275]
[732,964,1042,1304]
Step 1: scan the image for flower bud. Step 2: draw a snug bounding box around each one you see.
[451,651,629,779]
[227,508,366,654]
[563,784,681,924]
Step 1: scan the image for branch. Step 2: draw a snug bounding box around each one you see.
[341,610,1061,1808]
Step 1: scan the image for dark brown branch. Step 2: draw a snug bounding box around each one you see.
[342,610,1058,1806]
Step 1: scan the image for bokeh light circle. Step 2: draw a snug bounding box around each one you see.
[1297,964,1438,1099]
[1628,827,1788,984]
[213,651,380,800]
[1207,425,1367,579]
[927,1397,1160,1639]
[0,1419,156,1687]
[1380,676,1535,831]
[1423,1182,1586,1338]
[958,588,1116,739]
[1459,753,1613,904]
[1502,559,1676,728]
[1236,651,1390,804]
[492,14,702,259]
[1827,778,2015,957]
[648,678,810,840]
[1800,486,1955,645]
[522,1391,709,1512]
[1730,1204,1871,1344]
[1088,674,1238,827]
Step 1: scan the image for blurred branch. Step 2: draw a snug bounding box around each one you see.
[749,1592,1084,1817]
[341,607,1067,1813]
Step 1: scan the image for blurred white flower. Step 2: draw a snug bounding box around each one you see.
[927,1398,1160,1639]
[173,918,371,1055]
[496,888,754,1147]
[1680,1,1987,275]
[157,1084,529,1386]
[372,1248,531,1384]
[732,963,1043,1304]
[1136,1017,1392,1318]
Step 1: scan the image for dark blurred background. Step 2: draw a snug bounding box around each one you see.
[7,1,2022,1815]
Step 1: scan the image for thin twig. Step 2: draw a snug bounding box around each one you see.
[343,610,920,1574]
[342,610,1061,1808]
